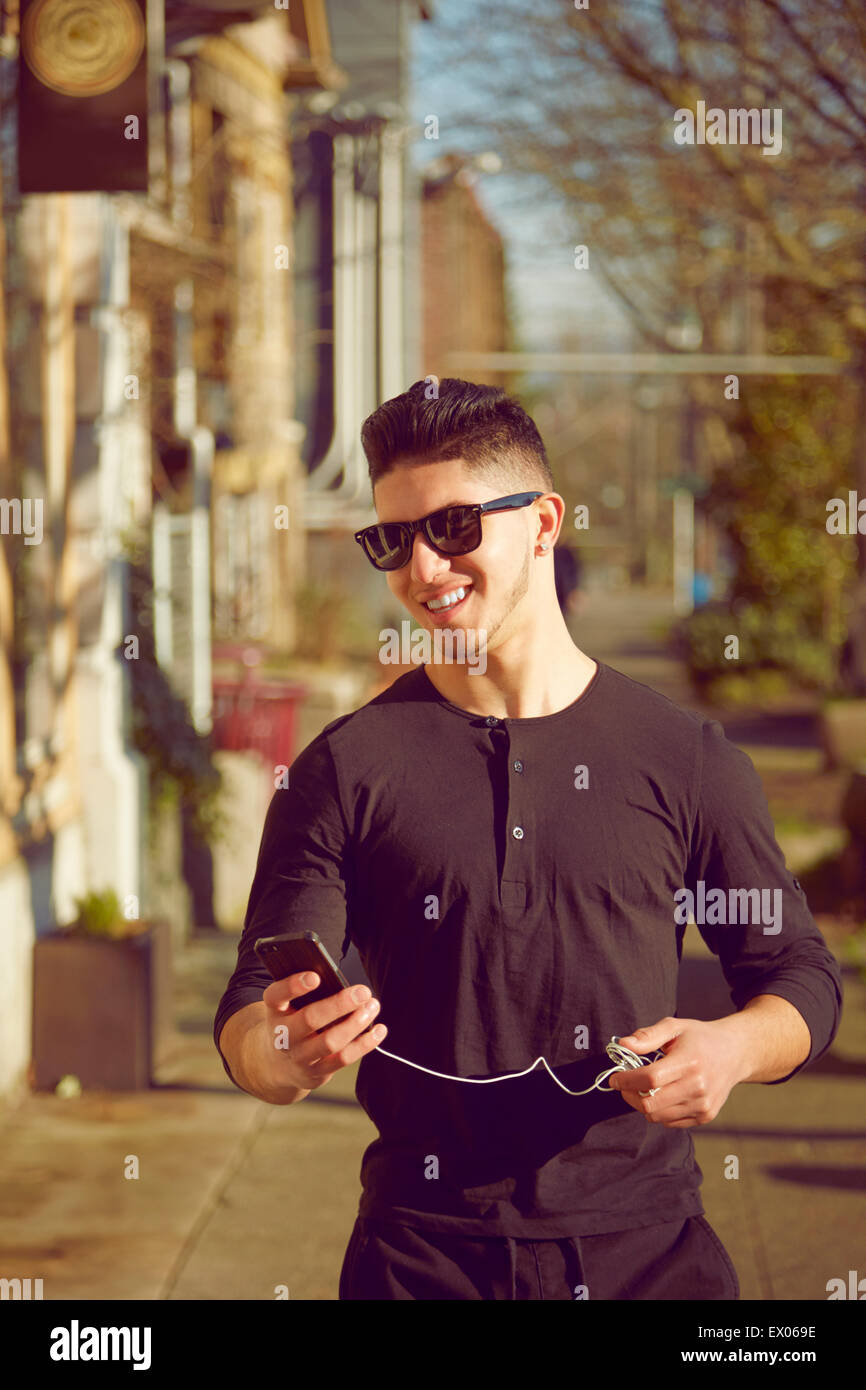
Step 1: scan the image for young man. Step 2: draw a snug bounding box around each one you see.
[214,378,842,1301]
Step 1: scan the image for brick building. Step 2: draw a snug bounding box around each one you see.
[420,152,509,391]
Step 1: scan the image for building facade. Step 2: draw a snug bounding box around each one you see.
[0,0,346,1104]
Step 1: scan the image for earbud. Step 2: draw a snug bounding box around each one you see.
[606,1039,660,1096]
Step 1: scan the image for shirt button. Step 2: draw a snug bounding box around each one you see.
[512,826,524,839]
[513,760,523,773]
[485,716,498,727]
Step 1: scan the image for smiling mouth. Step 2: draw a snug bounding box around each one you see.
[423,585,472,617]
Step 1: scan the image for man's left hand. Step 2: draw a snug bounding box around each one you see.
[607,1017,748,1128]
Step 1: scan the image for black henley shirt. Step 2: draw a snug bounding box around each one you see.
[213,659,843,1238]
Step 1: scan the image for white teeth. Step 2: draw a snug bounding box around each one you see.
[426,586,467,611]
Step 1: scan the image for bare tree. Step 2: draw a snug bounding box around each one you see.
[417,0,866,686]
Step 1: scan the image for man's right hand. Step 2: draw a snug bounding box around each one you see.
[257,972,387,1094]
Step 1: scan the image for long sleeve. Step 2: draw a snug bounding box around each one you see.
[684,718,843,1084]
[212,728,355,1084]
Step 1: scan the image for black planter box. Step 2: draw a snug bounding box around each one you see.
[32,920,172,1091]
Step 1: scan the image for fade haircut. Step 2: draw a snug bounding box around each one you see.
[360,378,555,497]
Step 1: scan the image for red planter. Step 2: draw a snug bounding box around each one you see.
[211,678,308,766]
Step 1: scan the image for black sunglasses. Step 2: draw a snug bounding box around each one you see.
[354,492,543,571]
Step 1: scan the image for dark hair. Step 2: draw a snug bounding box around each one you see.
[360,378,555,495]
[554,544,582,613]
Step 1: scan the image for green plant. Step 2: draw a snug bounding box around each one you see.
[294,579,372,662]
[707,370,853,633]
[68,888,138,940]
[841,922,866,984]
[673,600,839,697]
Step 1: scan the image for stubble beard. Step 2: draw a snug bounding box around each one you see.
[466,545,532,657]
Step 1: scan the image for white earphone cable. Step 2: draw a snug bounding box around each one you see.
[374,1037,665,1097]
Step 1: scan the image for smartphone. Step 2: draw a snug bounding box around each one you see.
[254,931,376,1033]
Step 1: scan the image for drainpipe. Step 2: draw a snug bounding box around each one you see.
[165,58,212,731]
[305,125,388,522]
[167,58,193,232]
[379,122,405,402]
[305,133,359,495]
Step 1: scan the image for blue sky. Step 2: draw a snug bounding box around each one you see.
[408,0,633,352]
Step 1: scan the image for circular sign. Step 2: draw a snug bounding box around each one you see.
[21,0,145,98]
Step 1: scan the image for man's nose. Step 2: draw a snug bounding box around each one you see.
[408,530,447,580]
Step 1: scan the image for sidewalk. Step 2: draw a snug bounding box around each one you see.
[1,589,863,1301]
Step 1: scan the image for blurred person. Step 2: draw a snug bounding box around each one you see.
[553,542,585,620]
[214,379,841,1302]
[692,571,713,607]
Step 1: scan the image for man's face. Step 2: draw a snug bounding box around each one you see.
[372,457,539,653]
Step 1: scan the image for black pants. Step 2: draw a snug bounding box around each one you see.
[339,1213,740,1300]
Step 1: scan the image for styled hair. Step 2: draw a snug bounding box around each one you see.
[360,378,554,495]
